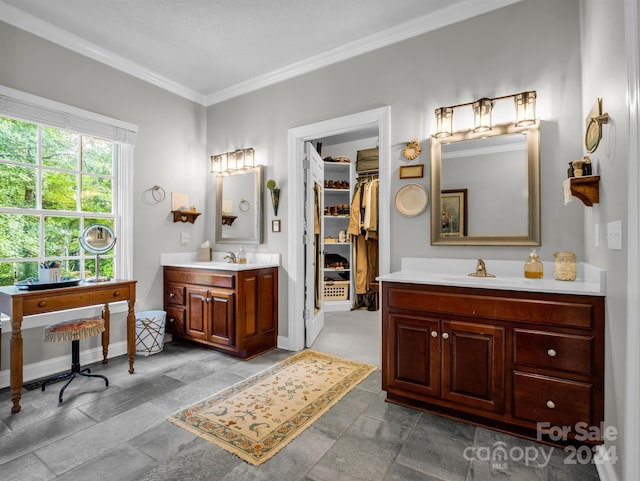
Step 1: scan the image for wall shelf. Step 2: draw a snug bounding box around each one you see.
[570,175,600,206]
[171,210,201,223]
[221,214,237,226]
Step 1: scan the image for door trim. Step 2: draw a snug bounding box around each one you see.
[286,106,391,351]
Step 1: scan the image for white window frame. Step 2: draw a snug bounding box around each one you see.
[0,85,137,330]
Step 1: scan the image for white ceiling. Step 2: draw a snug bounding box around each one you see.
[0,0,521,106]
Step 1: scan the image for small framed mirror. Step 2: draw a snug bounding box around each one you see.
[430,122,540,246]
[79,224,116,281]
[215,165,264,244]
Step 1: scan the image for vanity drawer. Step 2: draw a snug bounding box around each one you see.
[165,284,185,306]
[513,372,592,427]
[513,329,593,375]
[165,307,185,335]
[163,267,235,289]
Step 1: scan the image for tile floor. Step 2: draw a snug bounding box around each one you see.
[0,310,601,480]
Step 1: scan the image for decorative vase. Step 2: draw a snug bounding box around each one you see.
[270,188,280,216]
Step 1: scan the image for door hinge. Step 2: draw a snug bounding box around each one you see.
[302,155,310,170]
[302,234,308,244]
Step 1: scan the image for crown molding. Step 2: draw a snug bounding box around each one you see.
[1,0,520,107]
[0,1,207,105]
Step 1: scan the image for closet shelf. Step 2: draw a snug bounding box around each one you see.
[570,175,600,206]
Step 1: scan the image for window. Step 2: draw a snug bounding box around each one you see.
[0,117,117,285]
[0,85,137,287]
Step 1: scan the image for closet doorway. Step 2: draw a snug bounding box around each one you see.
[287,107,391,351]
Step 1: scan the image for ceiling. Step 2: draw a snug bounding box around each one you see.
[0,0,520,106]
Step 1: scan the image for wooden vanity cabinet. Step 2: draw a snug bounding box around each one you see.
[164,266,278,359]
[382,281,605,444]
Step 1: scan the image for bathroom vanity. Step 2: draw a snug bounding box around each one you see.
[378,258,606,445]
[161,253,279,359]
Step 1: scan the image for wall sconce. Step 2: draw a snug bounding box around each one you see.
[210,147,255,174]
[434,90,537,138]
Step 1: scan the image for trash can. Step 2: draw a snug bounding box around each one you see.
[135,310,166,356]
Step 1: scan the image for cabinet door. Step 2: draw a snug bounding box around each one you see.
[207,289,235,346]
[386,314,440,398]
[441,320,505,413]
[186,287,209,340]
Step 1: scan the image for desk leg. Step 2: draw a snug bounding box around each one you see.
[127,299,136,374]
[102,304,110,363]
[10,316,23,413]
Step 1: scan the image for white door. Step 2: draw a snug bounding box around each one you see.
[304,141,324,346]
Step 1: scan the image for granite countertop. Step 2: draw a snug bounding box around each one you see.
[160,252,280,271]
[377,257,606,296]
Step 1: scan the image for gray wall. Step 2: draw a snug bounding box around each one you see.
[0,20,207,365]
[581,0,629,478]
[206,0,585,338]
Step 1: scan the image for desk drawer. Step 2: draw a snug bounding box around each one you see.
[514,329,593,375]
[23,286,131,315]
[513,372,592,427]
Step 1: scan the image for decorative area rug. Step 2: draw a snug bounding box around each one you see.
[168,349,377,465]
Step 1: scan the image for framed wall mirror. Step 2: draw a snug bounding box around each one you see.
[430,122,540,246]
[215,165,264,244]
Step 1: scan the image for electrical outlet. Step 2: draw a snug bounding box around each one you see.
[180,232,190,244]
[594,223,599,248]
[607,220,622,250]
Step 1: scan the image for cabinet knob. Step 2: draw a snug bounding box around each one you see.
[442,332,450,340]
[546,400,556,409]
[169,293,176,298]
[431,331,438,338]
[113,291,120,297]
[168,317,175,322]
[547,348,557,357]
[38,300,47,307]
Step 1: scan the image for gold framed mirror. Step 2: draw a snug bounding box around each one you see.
[215,165,264,244]
[430,122,540,246]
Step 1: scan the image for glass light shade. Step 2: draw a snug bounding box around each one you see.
[210,155,223,173]
[435,107,453,138]
[233,149,245,169]
[243,148,255,168]
[514,91,537,126]
[473,98,493,133]
[226,151,237,171]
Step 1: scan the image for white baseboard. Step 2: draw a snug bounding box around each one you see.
[0,340,128,390]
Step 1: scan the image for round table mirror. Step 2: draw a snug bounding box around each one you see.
[79,224,116,282]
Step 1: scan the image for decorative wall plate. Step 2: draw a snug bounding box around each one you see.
[395,183,428,217]
[402,139,422,160]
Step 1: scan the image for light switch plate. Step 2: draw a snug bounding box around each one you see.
[180,232,190,244]
[607,220,623,250]
[594,223,599,248]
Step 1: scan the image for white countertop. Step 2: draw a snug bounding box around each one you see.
[161,251,280,271]
[377,257,605,296]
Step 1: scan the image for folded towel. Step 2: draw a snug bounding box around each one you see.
[563,178,573,205]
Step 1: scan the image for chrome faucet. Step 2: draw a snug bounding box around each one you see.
[224,251,237,263]
[468,258,495,277]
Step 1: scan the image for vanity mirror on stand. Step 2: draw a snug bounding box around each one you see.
[215,165,264,244]
[430,122,540,246]
[79,224,117,282]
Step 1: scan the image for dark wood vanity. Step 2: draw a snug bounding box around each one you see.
[381,281,605,445]
[163,265,278,359]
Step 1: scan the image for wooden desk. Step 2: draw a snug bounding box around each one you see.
[0,279,137,413]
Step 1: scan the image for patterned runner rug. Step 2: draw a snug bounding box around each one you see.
[168,349,376,465]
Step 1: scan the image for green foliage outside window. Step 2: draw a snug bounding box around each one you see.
[0,117,116,286]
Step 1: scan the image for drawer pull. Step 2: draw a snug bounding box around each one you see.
[113,291,120,297]
[431,331,438,338]
[546,400,556,409]
[169,293,176,298]
[442,332,450,340]
[547,348,557,357]
[38,300,47,307]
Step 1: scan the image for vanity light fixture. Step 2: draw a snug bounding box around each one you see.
[210,147,255,174]
[434,90,537,138]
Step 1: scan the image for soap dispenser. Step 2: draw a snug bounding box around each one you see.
[238,245,247,264]
[524,249,544,279]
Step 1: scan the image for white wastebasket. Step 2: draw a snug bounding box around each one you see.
[135,310,167,356]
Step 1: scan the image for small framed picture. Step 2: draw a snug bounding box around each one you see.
[272,219,281,233]
[399,164,424,179]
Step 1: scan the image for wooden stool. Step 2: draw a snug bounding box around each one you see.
[42,317,109,403]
